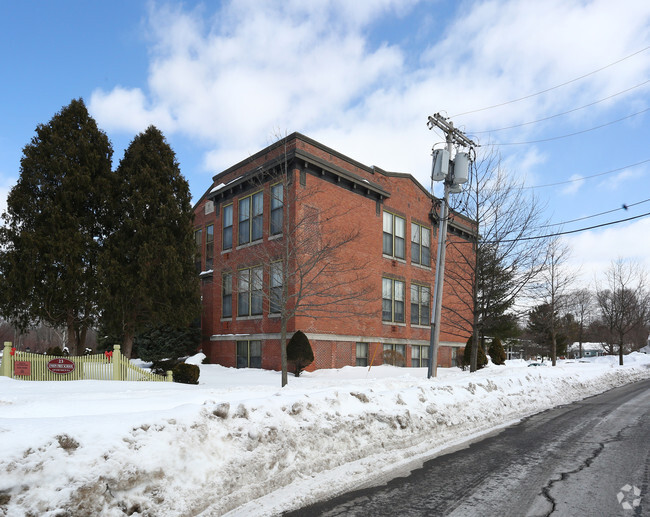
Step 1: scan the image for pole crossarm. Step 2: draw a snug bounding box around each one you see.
[427,113,478,149]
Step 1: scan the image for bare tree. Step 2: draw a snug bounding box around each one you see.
[533,238,574,365]
[568,288,595,358]
[596,259,649,365]
[243,135,373,386]
[444,147,550,372]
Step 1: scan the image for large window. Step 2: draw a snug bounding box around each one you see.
[238,266,263,317]
[239,191,263,245]
[270,183,283,236]
[383,212,405,259]
[410,284,431,326]
[382,277,405,323]
[194,229,202,272]
[222,272,232,318]
[383,343,406,366]
[356,343,368,367]
[205,224,214,270]
[270,261,282,314]
[411,223,431,266]
[222,204,233,250]
[237,340,262,368]
[411,345,429,368]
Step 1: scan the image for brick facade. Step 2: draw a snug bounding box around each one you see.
[193,133,475,372]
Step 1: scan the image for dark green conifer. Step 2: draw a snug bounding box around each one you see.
[0,99,113,354]
[488,337,506,365]
[98,126,200,357]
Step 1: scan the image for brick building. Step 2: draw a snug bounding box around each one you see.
[193,133,475,371]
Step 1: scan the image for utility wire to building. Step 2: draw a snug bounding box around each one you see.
[452,45,650,118]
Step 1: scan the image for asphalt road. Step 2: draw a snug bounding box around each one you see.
[285,377,650,517]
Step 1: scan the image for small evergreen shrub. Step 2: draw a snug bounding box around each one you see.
[463,337,488,370]
[488,337,507,365]
[287,330,314,377]
[172,363,200,384]
[46,346,64,357]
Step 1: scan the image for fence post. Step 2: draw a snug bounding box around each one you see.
[113,345,122,381]
[2,342,12,377]
[166,370,173,382]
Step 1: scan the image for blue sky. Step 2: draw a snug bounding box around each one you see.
[1,0,650,287]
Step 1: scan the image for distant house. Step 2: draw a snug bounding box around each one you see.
[568,342,605,359]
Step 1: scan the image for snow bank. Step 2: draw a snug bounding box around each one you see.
[0,354,649,516]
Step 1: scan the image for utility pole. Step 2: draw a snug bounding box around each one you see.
[427,114,476,379]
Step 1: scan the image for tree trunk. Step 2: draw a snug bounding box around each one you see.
[280,315,288,387]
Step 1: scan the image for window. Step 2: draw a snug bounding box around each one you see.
[383,344,406,366]
[222,272,232,318]
[411,223,431,266]
[222,204,233,250]
[238,266,263,317]
[382,278,405,323]
[410,284,431,326]
[356,343,368,367]
[205,224,214,270]
[270,183,283,236]
[237,340,262,368]
[239,191,263,245]
[383,212,405,259]
[270,261,282,314]
[411,345,429,368]
[194,229,202,272]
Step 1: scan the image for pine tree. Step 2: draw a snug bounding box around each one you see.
[99,126,200,358]
[0,99,113,354]
[488,337,506,365]
[286,330,314,377]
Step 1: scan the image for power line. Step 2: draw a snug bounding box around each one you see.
[452,45,650,118]
[498,210,650,243]
[472,79,650,134]
[490,107,650,146]
[520,158,650,190]
[539,198,650,228]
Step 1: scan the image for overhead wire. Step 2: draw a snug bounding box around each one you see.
[497,210,650,243]
[538,197,650,228]
[472,79,650,134]
[487,107,650,146]
[451,45,650,118]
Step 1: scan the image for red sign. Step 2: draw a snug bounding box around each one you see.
[15,361,31,376]
[47,358,75,374]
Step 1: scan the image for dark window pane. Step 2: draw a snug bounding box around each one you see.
[411,241,420,264]
[395,236,405,259]
[383,232,393,255]
[382,299,392,321]
[394,300,404,323]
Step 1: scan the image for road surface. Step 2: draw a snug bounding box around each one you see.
[286,378,650,516]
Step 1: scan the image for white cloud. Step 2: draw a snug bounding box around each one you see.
[561,174,585,195]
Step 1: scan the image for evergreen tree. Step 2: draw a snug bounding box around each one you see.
[527,303,570,359]
[286,330,314,377]
[134,324,200,364]
[0,99,113,354]
[463,336,487,369]
[488,337,506,365]
[99,126,200,358]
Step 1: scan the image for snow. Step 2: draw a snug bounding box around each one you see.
[1,353,649,516]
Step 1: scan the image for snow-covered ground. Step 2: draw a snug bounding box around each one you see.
[1,353,649,516]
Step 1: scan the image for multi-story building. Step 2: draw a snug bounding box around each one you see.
[193,133,475,371]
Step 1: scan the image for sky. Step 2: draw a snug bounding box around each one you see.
[1,0,650,288]
[1,352,649,515]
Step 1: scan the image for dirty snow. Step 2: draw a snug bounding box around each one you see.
[1,354,649,516]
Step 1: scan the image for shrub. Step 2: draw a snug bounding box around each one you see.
[135,324,201,363]
[172,363,200,385]
[488,337,507,365]
[46,346,64,357]
[287,330,314,377]
[463,337,488,370]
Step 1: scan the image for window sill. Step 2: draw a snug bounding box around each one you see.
[236,315,263,321]
[411,262,432,271]
[382,321,407,327]
[268,234,283,241]
[236,239,264,251]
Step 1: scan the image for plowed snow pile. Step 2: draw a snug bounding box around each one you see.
[1,353,649,516]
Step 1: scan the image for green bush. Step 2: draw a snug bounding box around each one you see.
[172,363,200,385]
[488,337,506,365]
[463,337,488,370]
[287,330,314,377]
[46,346,64,357]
